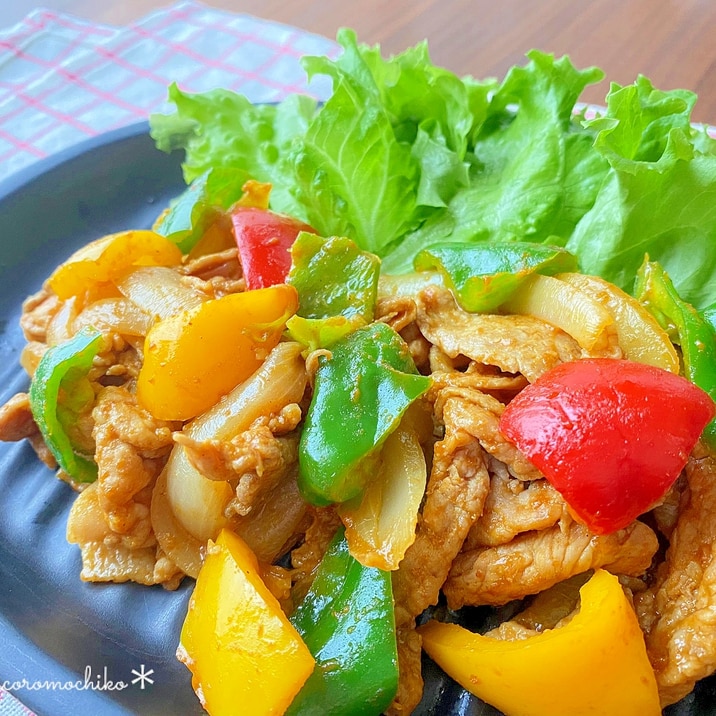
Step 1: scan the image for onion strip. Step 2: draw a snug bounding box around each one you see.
[151,466,204,579]
[118,266,206,321]
[165,341,308,543]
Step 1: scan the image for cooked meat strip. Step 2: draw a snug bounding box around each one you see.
[0,392,56,467]
[394,390,492,619]
[376,295,417,333]
[430,386,542,481]
[649,476,686,541]
[484,621,539,641]
[92,385,178,539]
[175,404,302,508]
[387,626,424,716]
[67,481,183,589]
[91,333,143,388]
[445,518,658,608]
[20,286,62,343]
[290,506,342,605]
[229,468,309,566]
[388,389,492,715]
[415,285,583,382]
[635,446,716,706]
[430,365,528,398]
[181,246,242,282]
[260,563,294,613]
[465,468,567,548]
[0,392,37,442]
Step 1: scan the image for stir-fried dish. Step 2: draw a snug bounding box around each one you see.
[2,32,716,716]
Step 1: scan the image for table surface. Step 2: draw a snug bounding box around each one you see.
[2,0,716,124]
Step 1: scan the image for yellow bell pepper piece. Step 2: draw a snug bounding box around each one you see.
[137,284,298,421]
[47,230,183,301]
[178,528,314,716]
[419,569,660,716]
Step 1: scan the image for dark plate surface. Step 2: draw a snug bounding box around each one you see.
[0,123,712,716]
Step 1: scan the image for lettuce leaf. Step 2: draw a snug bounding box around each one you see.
[567,77,716,309]
[150,34,716,308]
[380,51,607,272]
[150,86,317,217]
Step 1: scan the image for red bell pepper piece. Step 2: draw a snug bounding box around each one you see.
[231,207,315,289]
[499,358,715,535]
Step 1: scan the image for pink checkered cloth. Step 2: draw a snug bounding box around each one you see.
[0,3,336,714]
[0,0,338,183]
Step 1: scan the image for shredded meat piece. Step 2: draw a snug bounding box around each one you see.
[484,621,539,641]
[230,468,309,565]
[388,389,492,715]
[376,295,417,333]
[0,392,57,467]
[92,386,178,538]
[175,404,301,506]
[400,322,432,373]
[91,334,143,388]
[20,286,62,343]
[415,285,583,382]
[229,433,299,515]
[181,246,242,282]
[430,365,528,398]
[20,341,47,376]
[290,507,342,604]
[0,392,37,441]
[175,405,308,565]
[375,296,431,370]
[445,518,658,608]
[67,481,183,589]
[650,476,686,541]
[260,563,294,613]
[466,469,567,548]
[431,386,542,481]
[635,446,716,706]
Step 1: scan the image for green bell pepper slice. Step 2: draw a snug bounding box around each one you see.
[298,322,431,505]
[28,327,103,483]
[288,232,380,322]
[287,529,398,716]
[635,259,716,449]
[154,166,249,253]
[285,314,362,353]
[414,241,578,313]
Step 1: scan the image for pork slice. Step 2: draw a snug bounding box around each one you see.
[415,285,582,383]
[0,392,56,467]
[20,286,62,343]
[92,385,177,537]
[445,518,658,608]
[635,446,716,706]
[431,386,542,481]
[67,481,183,589]
[387,390,492,715]
[465,470,568,549]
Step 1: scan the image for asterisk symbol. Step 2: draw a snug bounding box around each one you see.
[131,664,155,690]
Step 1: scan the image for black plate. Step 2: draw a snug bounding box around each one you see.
[0,123,712,716]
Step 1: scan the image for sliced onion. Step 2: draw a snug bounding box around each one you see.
[557,272,680,373]
[118,266,206,321]
[231,468,308,564]
[378,271,445,300]
[72,297,153,337]
[165,341,307,543]
[502,274,619,356]
[150,466,204,579]
[46,295,79,346]
[339,422,427,571]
